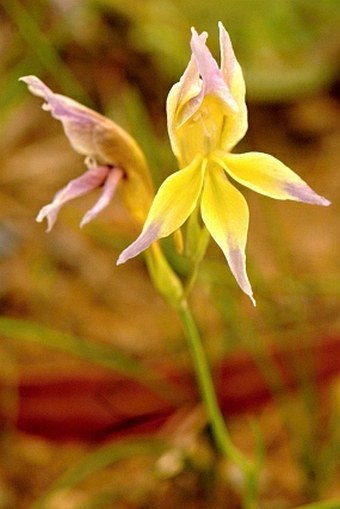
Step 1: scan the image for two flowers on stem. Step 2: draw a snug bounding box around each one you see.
[21,22,330,306]
[21,23,332,507]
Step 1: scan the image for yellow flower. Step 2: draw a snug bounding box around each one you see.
[117,22,330,305]
[20,76,153,230]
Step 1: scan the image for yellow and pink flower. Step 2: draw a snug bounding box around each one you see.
[117,22,330,305]
[21,23,330,305]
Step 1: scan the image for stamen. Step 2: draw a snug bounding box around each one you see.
[85,155,97,170]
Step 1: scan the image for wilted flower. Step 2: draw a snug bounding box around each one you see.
[20,76,153,230]
[117,22,330,304]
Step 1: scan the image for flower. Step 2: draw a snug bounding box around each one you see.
[117,22,330,305]
[20,76,153,230]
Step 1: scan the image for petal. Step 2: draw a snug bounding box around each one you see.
[117,156,206,264]
[218,22,248,150]
[200,166,255,305]
[80,167,124,227]
[214,151,331,206]
[20,75,107,156]
[190,28,236,112]
[166,36,204,160]
[20,76,154,223]
[36,165,109,231]
[166,63,200,159]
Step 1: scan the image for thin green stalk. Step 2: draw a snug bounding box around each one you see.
[183,258,201,297]
[177,299,260,509]
[145,242,260,507]
[178,300,244,464]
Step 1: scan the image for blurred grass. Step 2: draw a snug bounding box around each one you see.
[29,438,169,509]
[0,0,339,507]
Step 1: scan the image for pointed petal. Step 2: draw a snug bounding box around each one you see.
[190,28,236,111]
[117,156,206,264]
[20,75,109,157]
[80,167,123,227]
[36,166,109,231]
[166,73,198,162]
[166,35,205,161]
[171,42,205,126]
[218,22,248,150]
[20,76,154,224]
[201,167,255,305]
[214,151,331,206]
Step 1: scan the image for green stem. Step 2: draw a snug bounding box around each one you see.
[183,258,201,297]
[178,299,248,470]
[178,299,260,509]
[146,244,260,507]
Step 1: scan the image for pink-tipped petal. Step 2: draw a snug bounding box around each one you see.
[201,166,255,305]
[283,182,331,206]
[217,22,248,151]
[116,223,161,265]
[228,244,256,306]
[36,165,109,231]
[190,27,237,112]
[167,31,209,157]
[218,22,239,88]
[117,156,206,264]
[80,167,124,227]
[173,32,208,127]
[166,61,199,160]
[215,151,331,206]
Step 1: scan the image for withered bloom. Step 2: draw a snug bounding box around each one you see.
[20,76,153,230]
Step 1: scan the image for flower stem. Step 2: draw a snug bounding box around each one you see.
[178,299,260,508]
[178,299,248,469]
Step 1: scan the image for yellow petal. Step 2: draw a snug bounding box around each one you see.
[166,40,204,162]
[200,166,255,305]
[218,22,248,151]
[213,151,330,206]
[117,156,206,264]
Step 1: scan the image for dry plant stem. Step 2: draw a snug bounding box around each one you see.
[177,299,259,509]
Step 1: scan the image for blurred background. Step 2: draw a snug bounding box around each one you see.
[0,1,339,508]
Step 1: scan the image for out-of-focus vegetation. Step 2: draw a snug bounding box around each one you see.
[0,1,340,508]
[98,0,340,100]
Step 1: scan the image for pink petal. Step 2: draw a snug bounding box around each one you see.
[190,28,237,111]
[80,167,124,227]
[283,182,331,206]
[116,223,161,265]
[218,21,238,88]
[228,244,256,307]
[36,165,109,231]
[19,76,107,157]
